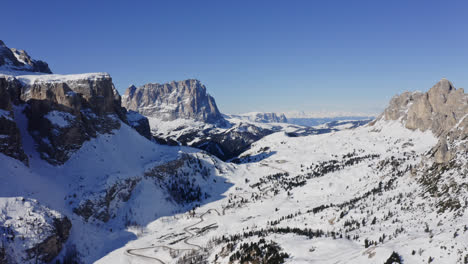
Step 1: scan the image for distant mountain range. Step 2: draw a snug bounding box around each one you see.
[283,110,378,119]
[226,112,288,123]
[2,40,466,264]
[121,79,370,161]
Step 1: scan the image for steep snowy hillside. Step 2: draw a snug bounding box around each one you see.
[1,119,233,263]
[2,40,466,264]
[98,79,467,264]
[0,71,234,263]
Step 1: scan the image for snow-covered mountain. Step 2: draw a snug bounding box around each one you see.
[280,110,375,127]
[99,78,467,264]
[0,47,233,263]
[0,72,153,165]
[0,40,52,74]
[1,40,467,264]
[121,80,371,161]
[284,110,377,119]
[122,80,296,161]
[123,80,225,124]
[228,112,288,123]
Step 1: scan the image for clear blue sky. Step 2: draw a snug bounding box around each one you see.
[3,0,468,114]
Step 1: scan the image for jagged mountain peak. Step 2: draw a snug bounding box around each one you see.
[0,40,52,74]
[123,79,225,124]
[127,84,137,91]
[373,78,467,164]
[378,78,467,135]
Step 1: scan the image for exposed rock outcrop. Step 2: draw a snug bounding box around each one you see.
[0,77,27,164]
[381,79,467,135]
[122,79,225,124]
[126,110,152,139]
[0,197,71,264]
[122,79,279,160]
[378,79,468,213]
[73,178,140,222]
[376,78,468,164]
[0,40,52,74]
[0,40,153,164]
[25,217,72,263]
[16,73,127,164]
[0,73,138,165]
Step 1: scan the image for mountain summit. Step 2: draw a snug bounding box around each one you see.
[379,78,467,135]
[0,40,52,74]
[373,78,467,163]
[122,79,224,124]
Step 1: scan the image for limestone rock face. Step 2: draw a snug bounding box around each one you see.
[0,73,135,165]
[19,73,124,117]
[383,91,423,121]
[379,78,468,164]
[433,137,452,164]
[123,79,282,160]
[17,73,127,164]
[0,40,52,74]
[0,77,28,164]
[383,79,467,135]
[122,79,225,124]
[406,79,466,135]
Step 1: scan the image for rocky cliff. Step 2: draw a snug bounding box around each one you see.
[0,77,28,164]
[122,79,225,124]
[0,197,71,264]
[6,73,127,164]
[0,72,151,165]
[374,78,467,164]
[0,41,150,164]
[0,40,51,74]
[122,79,285,160]
[370,78,468,211]
[126,110,152,139]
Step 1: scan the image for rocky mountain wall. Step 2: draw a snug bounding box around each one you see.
[123,79,225,124]
[0,40,51,74]
[373,78,468,164]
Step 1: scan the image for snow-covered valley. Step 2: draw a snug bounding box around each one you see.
[1,39,467,264]
[97,119,468,264]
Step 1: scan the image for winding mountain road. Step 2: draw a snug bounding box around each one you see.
[126,162,289,263]
[125,209,221,263]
